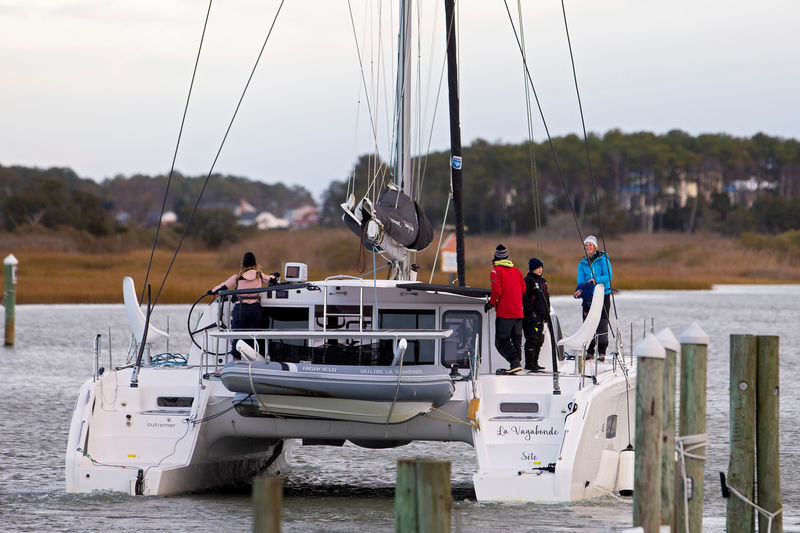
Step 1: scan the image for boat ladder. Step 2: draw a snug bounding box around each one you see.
[322,277,368,333]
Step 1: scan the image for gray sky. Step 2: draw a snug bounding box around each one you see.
[1,1,798,198]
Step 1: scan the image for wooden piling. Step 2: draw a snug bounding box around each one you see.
[395,458,451,533]
[728,334,756,533]
[756,335,782,533]
[252,475,283,533]
[4,254,18,346]
[676,322,709,533]
[656,327,679,531]
[633,333,665,533]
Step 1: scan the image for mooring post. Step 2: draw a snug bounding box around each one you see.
[395,458,451,533]
[656,327,679,531]
[252,475,283,533]
[676,322,709,533]
[3,253,18,346]
[632,333,665,533]
[728,334,757,533]
[756,335,782,533]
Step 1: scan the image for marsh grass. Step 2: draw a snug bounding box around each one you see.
[4,228,800,303]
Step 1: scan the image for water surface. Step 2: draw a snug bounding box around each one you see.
[0,285,798,531]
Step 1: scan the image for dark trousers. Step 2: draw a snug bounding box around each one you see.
[495,317,523,368]
[231,302,264,358]
[522,317,545,368]
[582,293,611,356]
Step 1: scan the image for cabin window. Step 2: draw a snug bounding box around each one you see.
[314,305,373,331]
[441,311,481,369]
[264,306,310,361]
[379,309,435,365]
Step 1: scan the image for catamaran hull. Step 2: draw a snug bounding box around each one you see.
[65,367,290,496]
[471,369,636,503]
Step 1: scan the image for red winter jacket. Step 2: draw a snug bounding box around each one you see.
[489,261,525,319]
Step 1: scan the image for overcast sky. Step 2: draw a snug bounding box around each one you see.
[1,1,798,198]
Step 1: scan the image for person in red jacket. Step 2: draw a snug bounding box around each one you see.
[485,244,526,375]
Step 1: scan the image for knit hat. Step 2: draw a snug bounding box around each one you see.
[583,235,598,248]
[242,251,257,268]
[494,244,509,260]
[528,257,543,271]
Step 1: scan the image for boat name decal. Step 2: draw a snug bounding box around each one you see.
[496,424,559,440]
[146,422,176,429]
[299,365,338,373]
[358,368,424,375]
[520,451,539,461]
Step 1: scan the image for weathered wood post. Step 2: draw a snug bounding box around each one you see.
[676,322,709,533]
[633,333,665,533]
[756,335,782,533]
[395,458,451,533]
[728,334,757,533]
[656,327,679,531]
[4,253,18,346]
[252,475,283,533]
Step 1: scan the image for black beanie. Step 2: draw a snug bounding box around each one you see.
[494,244,509,260]
[242,252,256,268]
[528,257,543,272]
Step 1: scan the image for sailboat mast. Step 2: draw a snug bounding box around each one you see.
[444,0,466,286]
[394,0,413,279]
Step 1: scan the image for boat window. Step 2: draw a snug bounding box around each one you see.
[379,309,435,365]
[441,311,481,369]
[157,397,194,408]
[499,402,539,414]
[605,415,618,439]
[314,305,373,331]
[264,307,310,361]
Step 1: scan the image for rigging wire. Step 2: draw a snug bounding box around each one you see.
[151,0,286,307]
[139,0,214,305]
[516,0,543,255]
[559,0,620,324]
[501,1,585,248]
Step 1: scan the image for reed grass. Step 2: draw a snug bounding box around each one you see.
[3,228,799,304]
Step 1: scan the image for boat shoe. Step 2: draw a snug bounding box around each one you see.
[496,366,522,375]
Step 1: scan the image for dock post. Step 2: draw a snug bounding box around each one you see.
[656,327,679,531]
[676,322,709,533]
[252,475,283,533]
[395,458,451,533]
[632,333,665,533]
[3,254,18,346]
[756,335,782,533]
[728,334,756,533]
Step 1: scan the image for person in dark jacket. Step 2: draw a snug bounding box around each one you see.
[572,235,613,361]
[485,244,526,375]
[522,257,550,372]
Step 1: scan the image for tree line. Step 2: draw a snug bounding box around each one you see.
[3,130,800,249]
[0,167,314,247]
[320,130,800,236]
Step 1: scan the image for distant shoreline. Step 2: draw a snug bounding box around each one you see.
[4,229,799,304]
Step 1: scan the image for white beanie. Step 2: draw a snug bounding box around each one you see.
[583,235,598,248]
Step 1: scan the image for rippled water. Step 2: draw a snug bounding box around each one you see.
[0,286,798,532]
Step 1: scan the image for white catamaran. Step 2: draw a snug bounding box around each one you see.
[66,2,637,503]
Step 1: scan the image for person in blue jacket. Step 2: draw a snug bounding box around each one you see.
[572,235,613,361]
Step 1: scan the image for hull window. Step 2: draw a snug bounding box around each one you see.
[441,311,481,368]
[605,415,618,439]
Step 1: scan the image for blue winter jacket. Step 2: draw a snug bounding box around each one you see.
[576,251,613,299]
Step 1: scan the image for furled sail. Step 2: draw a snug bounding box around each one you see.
[341,183,433,257]
[373,185,433,251]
